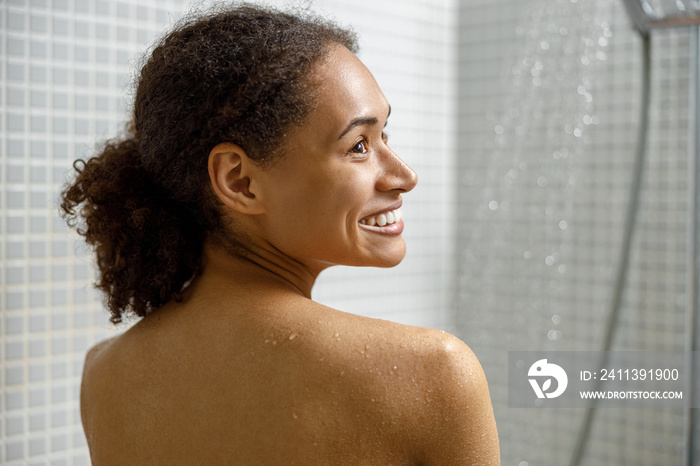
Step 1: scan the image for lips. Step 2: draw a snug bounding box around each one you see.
[359,207,402,227]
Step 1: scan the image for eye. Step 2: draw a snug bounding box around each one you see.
[348,139,368,154]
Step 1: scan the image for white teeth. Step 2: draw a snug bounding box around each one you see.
[360,208,402,228]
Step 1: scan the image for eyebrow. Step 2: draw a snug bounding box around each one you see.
[337,105,392,141]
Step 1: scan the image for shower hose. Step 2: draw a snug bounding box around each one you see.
[568,33,652,466]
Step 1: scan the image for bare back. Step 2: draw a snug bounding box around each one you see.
[81,287,499,465]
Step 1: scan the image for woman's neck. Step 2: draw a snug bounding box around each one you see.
[193,240,325,300]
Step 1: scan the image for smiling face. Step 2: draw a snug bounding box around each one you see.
[252,45,418,273]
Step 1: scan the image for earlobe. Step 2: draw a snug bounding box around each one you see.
[208,143,265,215]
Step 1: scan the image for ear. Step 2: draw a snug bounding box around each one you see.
[208,143,266,215]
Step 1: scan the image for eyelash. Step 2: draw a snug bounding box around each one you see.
[347,132,389,155]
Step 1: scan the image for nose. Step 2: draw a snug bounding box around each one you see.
[376,149,418,193]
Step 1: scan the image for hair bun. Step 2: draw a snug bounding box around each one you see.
[61,138,202,323]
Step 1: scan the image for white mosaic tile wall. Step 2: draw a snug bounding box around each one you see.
[1,0,457,463]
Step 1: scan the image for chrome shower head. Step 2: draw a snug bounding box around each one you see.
[622,0,700,35]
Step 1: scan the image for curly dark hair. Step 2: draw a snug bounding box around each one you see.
[60,4,358,324]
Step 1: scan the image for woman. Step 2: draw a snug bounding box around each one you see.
[62,4,499,465]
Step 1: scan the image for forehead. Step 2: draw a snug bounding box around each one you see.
[307,46,388,131]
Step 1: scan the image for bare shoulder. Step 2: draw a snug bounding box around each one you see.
[410,328,500,465]
[306,305,500,465]
[80,336,120,458]
[81,336,116,397]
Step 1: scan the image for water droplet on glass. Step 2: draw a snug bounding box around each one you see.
[558,264,567,274]
[537,176,547,187]
[545,255,555,266]
[559,220,568,230]
[523,250,532,260]
[547,330,562,341]
[494,125,504,135]
[540,40,550,50]
[488,200,499,211]
[551,314,561,325]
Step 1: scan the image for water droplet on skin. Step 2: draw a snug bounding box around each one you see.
[392,365,398,372]
[289,333,297,340]
[292,413,298,420]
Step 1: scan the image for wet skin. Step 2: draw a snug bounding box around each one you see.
[80,45,500,465]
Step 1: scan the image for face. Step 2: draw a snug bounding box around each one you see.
[253,45,418,273]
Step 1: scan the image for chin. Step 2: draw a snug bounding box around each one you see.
[369,243,407,268]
